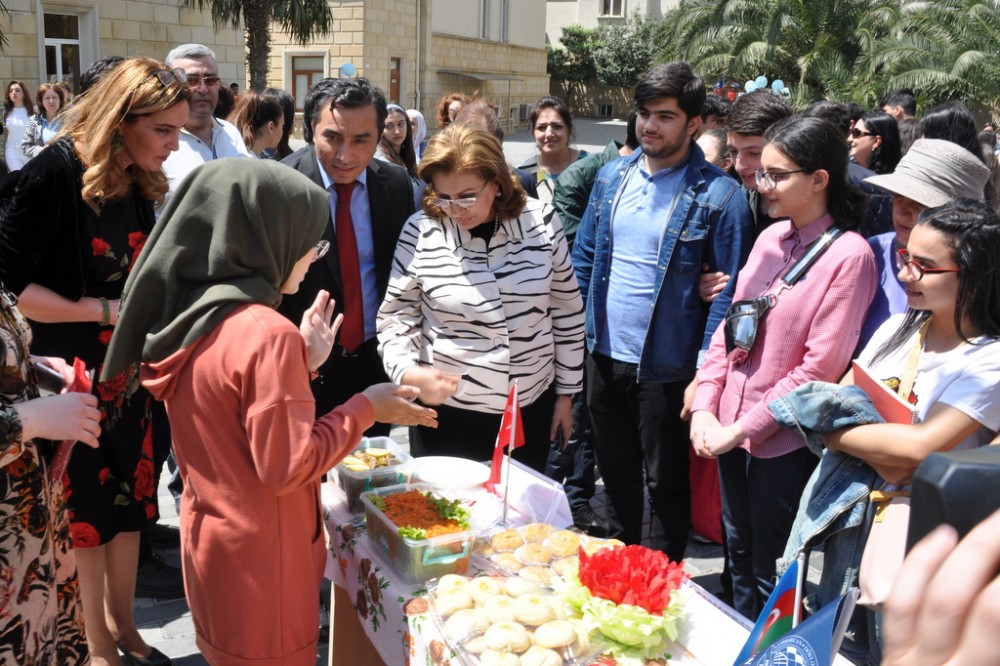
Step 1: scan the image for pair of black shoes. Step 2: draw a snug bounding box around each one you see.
[136,523,185,599]
[572,504,610,538]
[119,645,172,666]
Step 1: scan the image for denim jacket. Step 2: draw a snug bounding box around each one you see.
[769,382,882,609]
[571,145,753,382]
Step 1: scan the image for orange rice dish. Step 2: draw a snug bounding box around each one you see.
[381,490,465,538]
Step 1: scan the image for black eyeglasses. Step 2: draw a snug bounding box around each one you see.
[754,168,806,190]
[184,73,221,89]
[850,127,874,139]
[896,248,960,281]
[430,183,490,210]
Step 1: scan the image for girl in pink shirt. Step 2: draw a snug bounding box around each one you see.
[689,116,877,619]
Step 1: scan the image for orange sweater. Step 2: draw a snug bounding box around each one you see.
[142,303,373,666]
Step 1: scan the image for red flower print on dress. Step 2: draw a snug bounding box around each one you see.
[91,238,112,257]
[145,502,158,520]
[127,231,147,271]
[98,467,111,485]
[70,522,101,548]
[96,371,128,405]
[98,330,113,346]
[133,458,155,500]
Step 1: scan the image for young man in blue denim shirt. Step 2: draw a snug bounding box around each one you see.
[572,62,753,562]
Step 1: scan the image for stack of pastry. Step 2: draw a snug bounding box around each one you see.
[431,573,600,666]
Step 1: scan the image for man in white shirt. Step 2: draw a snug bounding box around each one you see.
[159,43,251,215]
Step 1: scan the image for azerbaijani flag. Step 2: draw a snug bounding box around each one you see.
[485,383,525,494]
[733,558,804,665]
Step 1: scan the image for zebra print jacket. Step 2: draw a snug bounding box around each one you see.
[377,199,585,414]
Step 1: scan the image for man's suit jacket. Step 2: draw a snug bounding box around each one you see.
[279,144,416,415]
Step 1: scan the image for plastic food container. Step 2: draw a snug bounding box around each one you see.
[361,482,475,584]
[335,436,412,513]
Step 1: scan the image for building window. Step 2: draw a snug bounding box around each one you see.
[292,56,325,111]
[480,0,491,39]
[601,0,624,16]
[44,13,82,91]
[596,103,613,118]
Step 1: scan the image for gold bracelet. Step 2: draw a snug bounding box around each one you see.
[98,297,111,327]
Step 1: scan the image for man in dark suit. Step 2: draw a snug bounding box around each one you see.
[280,78,415,435]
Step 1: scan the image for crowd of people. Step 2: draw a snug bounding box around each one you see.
[2,46,1000,666]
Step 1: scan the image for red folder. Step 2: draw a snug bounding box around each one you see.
[851,361,920,425]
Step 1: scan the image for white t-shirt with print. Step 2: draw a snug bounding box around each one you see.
[857,313,1000,450]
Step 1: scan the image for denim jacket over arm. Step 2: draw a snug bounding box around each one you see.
[571,145,753,383]
[770,382,884,609]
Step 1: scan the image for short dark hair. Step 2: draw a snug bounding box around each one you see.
[764,115,867,231]
[801,100,851,134]
[79,56,126,94]
[881,88,917,116]
[920,101,983,164]
[634,61,705,120]
[625,110,639,150]
[454,99,505,143]
[529,95,574,138]
[727,90,793,137]
[302,77,387,144]
[860,110,902,175]
[898,117,921,155]
[701,94,731,122]
[261,87,295,159]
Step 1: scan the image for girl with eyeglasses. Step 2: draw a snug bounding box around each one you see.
[688,115,878,620]
[378,123,585,471]
[102,158,436,666]
[790,199,1000,664]
[0,57,192,666]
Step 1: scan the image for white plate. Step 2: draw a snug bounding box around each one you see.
[409,456,491,489]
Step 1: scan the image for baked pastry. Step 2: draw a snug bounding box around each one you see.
[518,565,553,587]
[463,635,488,655]
[513,593,555,625]
[484,620,531,652]
[443,608,490,641]
[519,645,563,666]
[479,649,521,666]
[533,620,575,648]
[437,573,471,593]
[520,523,556,544]
[542,530,581,558]
[434,589,473,616]
[490,528,526,552]
[483,595,517,623]
[490,552,525,573]
[503,576,542,598]
[466,576,504,604]
[550,556,579,579]
[515,543,553,566]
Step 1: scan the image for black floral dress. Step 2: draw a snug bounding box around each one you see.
[0,139,160,547]
[0,287,89,664]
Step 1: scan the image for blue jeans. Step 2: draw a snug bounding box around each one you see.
[718,446,818,619]
[586,352,691,563]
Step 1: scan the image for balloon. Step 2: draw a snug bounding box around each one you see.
[340,63,357,78]
[755,75,768,88]
[771,79,785,91]
[745,80,756,92]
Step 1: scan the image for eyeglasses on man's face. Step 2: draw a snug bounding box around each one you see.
[754,168,806,190]
[896,248,960,281]
[183,73,221,89]
[430,183,490,211]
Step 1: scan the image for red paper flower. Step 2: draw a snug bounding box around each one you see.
[578,544,688,615]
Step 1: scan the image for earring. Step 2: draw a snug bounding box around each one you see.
[497,187,502,197]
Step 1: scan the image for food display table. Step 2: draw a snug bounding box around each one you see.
[321,467,851,666]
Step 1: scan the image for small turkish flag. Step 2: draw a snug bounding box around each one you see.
[485,383,524,494]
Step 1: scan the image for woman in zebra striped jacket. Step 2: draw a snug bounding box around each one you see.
[377,124,585,472]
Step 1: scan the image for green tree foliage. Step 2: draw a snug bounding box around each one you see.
[546,24,600,104]
[184,0,332,91]
[593,11,661,87]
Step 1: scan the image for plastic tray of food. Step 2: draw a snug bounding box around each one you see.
[473,523,625,588]
[361,482,476,584]
[335,436,412,513]
[428,573,605,666]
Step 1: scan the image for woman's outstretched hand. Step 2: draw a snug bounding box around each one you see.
[362,384,438,428]
[300,290,341,372]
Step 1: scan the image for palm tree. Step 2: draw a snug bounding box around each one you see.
[668,0,897,105]
[874,0,1000,115]
[184,0,333,91]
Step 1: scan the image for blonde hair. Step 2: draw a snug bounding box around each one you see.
[59,57,191,212]
[417,124,525,220]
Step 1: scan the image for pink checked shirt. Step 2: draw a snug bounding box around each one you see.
[691,214,878,458]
